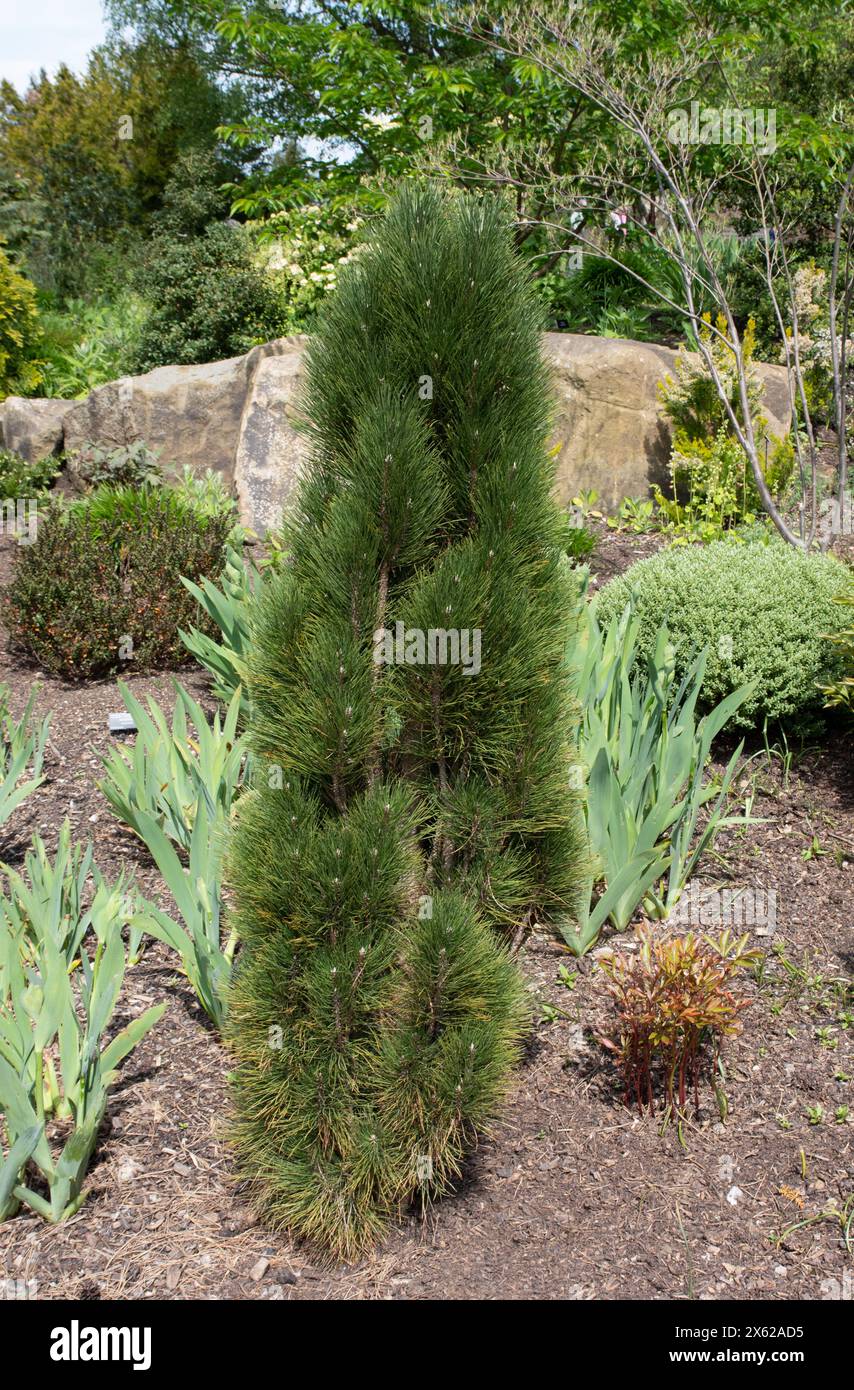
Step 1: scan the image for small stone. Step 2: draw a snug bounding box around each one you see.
[726,1186,744,1206]
[250,1257,270,1282]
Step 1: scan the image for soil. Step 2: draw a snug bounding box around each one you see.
[0,529,851,1302]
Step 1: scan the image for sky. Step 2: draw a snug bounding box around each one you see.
[1,0,108,92]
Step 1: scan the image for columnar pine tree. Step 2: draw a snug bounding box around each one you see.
[226,182,587,1257]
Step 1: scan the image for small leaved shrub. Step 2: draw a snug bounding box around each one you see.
[5,488,231,679]
[593,540,850,728]
[132,223,285,371]
[599,928,759,1117]
[0,447,58,500]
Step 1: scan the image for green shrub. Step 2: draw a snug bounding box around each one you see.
[654,314,795,541]
[0,247,42,396]
[0,447,57,500]
[250,201,366,332]
[592,540,850,729]
[132,222,284,371]
[226,183,586,1258]
[38,291,147,399]
[5,488,231,679]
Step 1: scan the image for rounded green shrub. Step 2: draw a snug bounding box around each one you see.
[592,539,850,728]
[6,487,231,679]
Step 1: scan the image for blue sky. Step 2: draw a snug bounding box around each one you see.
[1,0,108,92]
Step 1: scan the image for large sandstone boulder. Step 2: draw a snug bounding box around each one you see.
[1,330,794,528]
[543,333,792,511]
[234,344,308,536]
[61,338,302,488]
[0,396,75,464]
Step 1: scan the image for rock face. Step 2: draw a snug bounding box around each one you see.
[0,396,75,464]
[234,349,308,536]
[0,331,793,526]
[61,339,303,488]
[543,333,792,511]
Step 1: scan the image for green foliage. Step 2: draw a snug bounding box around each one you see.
[226,183,586,1257]
[5,489,230,679]
[653,430,796,544]
[567,606,752,953]
[551,234,745,344]
[0,448,58,500]
[652,313,796,540]
[658,313,766,443]
[599,928,759,1117]
[131,152,285,370]
[0,826,165,1222]
[70,440,163,490]
[97,676,246,1026]
[0,247,42,397]
[819,581,854,714]
[251,201,367,332]
[38,291,148,398]
[202,0,846,278]
[0,685,50,835]
[133,221,284,370]
[564,517,597,564]
[99,681,246,854]
[172,465,238,524]
[593,539,850,728]
[130,797,234,1030]
[180,543,265,718]
[152,148,232,238]
[0,40,249,299]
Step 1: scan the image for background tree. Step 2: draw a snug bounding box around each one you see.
[444,1,854,548]
[0,37,250,298]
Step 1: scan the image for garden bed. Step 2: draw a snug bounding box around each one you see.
[0,529,850,1301]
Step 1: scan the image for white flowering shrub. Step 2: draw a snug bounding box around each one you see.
[251,202,367,332]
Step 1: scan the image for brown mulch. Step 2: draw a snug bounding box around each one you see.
[0,530,851,1302]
